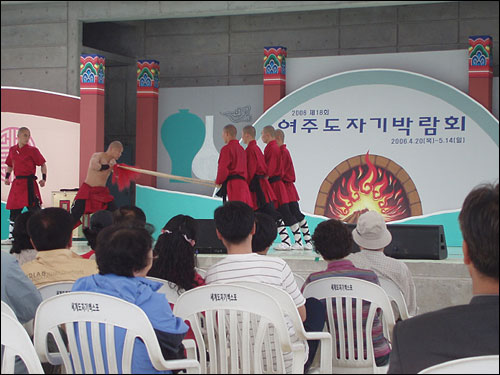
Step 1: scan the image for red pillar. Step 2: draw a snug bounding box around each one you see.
[263,46,287,112]
[136,60,160,187]
[468,35,493,112]
[79,54,105,185]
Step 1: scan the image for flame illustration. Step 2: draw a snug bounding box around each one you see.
[327,152,410,223]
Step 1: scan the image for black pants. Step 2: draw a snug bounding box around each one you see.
[9,204,41,223]
[277,203,297,226]
[256,202,282,222]
[303,297,327,372]
[288,201,305,222]
[70,199,117,227]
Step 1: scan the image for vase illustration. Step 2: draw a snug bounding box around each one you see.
[192,115,220,181]
[161,109,205,183]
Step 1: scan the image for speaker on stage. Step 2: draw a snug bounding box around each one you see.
[194,219,227,254]
[345,223,448,260]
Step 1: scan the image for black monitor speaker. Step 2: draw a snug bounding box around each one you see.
[345,223,448,260]
[194,219,227,254]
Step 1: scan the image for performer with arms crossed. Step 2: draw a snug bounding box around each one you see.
[261,125,303,250]
[4,127,47,243]
[215,125,253,208]
[276,129,313,250]
[70,141,123,227]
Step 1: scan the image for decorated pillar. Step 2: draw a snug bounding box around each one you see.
[136,60,160,187]
[79,54,105,185]
[468,35,493,112]
[263,46,287,112]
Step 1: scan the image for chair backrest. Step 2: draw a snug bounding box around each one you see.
[37,281,74,300]
[378,277,411,320]
[1,300,17,319]
[195,267,206,278]
[294,273,306,290]
[145,276,184,303]
[302,277,395,373]
[173,284,304,374]
[1,312,45,374]
[418,355,500,374]
[33,291,200,374]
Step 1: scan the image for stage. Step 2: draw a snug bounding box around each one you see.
[2,241,472,316]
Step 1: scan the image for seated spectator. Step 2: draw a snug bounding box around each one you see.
[113,204,155,234]
[302,218,391,367]
[81,210,114,259]
[205,201,324,373]
[348,210,418,316]
[388,183,499,374]
[9,210,37,265]
[251,212,278,254]
[21,207,98,287]
[72,224,189,374]
[148,214,205,294]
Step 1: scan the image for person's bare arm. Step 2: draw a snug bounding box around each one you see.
[4,166,13,185]
[298,304,307,322]
[89,153,105,171]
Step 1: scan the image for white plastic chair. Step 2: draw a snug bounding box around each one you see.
[378,277,412,320]
[1,300,17,319]
[418,355,500,374]
[37,281,75,300]
[294,273,306,290]
[195,267,207,278]
[302,277,395,374]
[173,283,306,374]
[227,281,333,374]
[1,312,45,374]
[146,276,184,304]
[33,291,200,374]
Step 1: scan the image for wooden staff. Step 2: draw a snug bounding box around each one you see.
[117,165,217,187]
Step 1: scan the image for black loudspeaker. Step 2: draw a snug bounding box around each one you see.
[194,219,227,254]
[345,224,448,260]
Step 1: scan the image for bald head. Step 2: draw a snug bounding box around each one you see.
[242,125,256,139]
[275,129,285,144]
[223,124,237,138]
[262,126,276,138]
[108,141,123,151]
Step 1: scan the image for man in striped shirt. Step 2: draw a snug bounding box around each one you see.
[302,218,392,367]
[205,202,324,373]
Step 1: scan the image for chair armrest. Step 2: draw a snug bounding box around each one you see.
[183,339,197,360]
[158,358,201,374]
[303,331,333,374]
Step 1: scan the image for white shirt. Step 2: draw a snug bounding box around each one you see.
[348,249,419,316]
[205,253,306,373]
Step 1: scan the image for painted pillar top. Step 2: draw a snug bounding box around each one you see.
[80,54,105,95]
[264,46,286,86]
[468,35,493,78]
[137,60,160,98]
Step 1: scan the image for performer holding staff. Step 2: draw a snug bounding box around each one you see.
[4,127,47,242]
[261,125,303,250]
[70,141,123,227]
[276,129,313,250]
[215,125,253,207]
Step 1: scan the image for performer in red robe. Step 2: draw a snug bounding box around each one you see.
[276,129,313,250]
[70,141,123,227]
[215,125,253,208]
[261,125,303,251]
[4,127,47,242]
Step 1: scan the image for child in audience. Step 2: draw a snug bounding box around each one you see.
[9,210,37,265]
[148,215,205,294]
[302,218,391,367]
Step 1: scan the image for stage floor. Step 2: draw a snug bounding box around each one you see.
[2,242,471,316]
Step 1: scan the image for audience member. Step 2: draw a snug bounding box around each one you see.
[112,204,155,234]
[148,214,205,293]
[302,218,391,367]
[205,201,325,373]
[251,212,278,254]
[9,210,37,265]
[388,183,499,373]
[21,207,98,287]
[348,210,418,316]
[72,224,189,373]
[1,251,42,324]
[81,209,114,259]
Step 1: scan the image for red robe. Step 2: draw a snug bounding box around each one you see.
[74,183,114,214]
[280,144,300,202]
[263,140,290,207]
[245,140,276,208]
[5,144,45,210]
[215,139,253,208]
